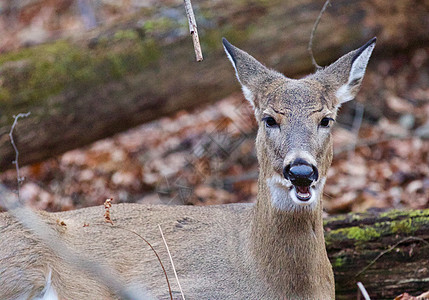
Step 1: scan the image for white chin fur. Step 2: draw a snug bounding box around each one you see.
[267,174,326,211]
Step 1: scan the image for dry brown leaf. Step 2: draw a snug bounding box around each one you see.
[56,219,67,227]
[104,198,114,225]
[386,94,414,113]
[395,291,429,300]
[395,293,416,300]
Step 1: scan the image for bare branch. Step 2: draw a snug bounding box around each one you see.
[308,0,330,71]
[355,236,429,278]
[8,112,31,200]
[183,0,203,62]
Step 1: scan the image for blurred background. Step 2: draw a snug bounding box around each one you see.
[0,0,428,214]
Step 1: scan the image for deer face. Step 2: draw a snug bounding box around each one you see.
[254,78,337,208]
[223,37,375,210]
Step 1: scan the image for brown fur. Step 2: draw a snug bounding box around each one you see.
[0,38,375,299]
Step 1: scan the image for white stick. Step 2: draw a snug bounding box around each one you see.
[8,112,31,200]
[357,282,371,300]
[183,0,203,62]
[158,224,186,300]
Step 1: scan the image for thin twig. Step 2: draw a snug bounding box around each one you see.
[183,0,203,62]
[8,112,31,200]
[102,200,171,298]
[355,236,429,278]
[159,224,186,300]
[357,282,371,300]
[308,0,330,71]
[112,225,173,300]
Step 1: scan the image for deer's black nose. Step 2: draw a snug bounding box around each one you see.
[283,159,319,187]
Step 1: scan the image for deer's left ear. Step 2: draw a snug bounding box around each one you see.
[320,37,376,104]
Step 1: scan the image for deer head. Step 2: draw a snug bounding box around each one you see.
[223,38,376,211]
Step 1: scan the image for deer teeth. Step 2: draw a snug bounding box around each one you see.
[295,186,312,201]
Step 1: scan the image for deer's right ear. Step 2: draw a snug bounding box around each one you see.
[222,38,282,107]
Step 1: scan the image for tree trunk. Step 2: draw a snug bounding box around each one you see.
[1,0,428,170]
[325,209,429,300]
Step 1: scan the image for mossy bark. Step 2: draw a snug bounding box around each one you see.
[325,209,429,299]
[1,0,429,170]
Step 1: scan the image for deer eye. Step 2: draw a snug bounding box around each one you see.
[262,116,278,128]
[319,117,334,128]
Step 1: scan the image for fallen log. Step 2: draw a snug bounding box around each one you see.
[325,209,429,299]
[0,0,428,170]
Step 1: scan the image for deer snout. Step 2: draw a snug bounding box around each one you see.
[283,159,319,187]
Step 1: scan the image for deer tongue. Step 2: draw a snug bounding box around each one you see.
[295,185,311,201]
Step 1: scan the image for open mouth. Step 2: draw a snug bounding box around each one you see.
[267,174,322,209]
[294,185,312,201]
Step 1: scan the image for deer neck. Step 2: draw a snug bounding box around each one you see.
[249,160,329,297]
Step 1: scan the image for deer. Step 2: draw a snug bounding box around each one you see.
[0,36,376,300]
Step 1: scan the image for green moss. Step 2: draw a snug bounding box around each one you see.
[202,26,253,52]
[378,209,429,219]
[323,212,363,227]
[0,47,35,65]
[0,35,161,118]
[391,216,429,234]
[113,29,140,41]
[333,256,347,268]
[326,225,381,246]
[142,17,178,35]
[138,38,161,65]
[325,209,429,227]
[325,209,429,247]
[391,218,413,234]
[143,20,155,32]
[0,40,81,113]
[347,226,380,241]
[0,87,11,102]
[323,214,347,226]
